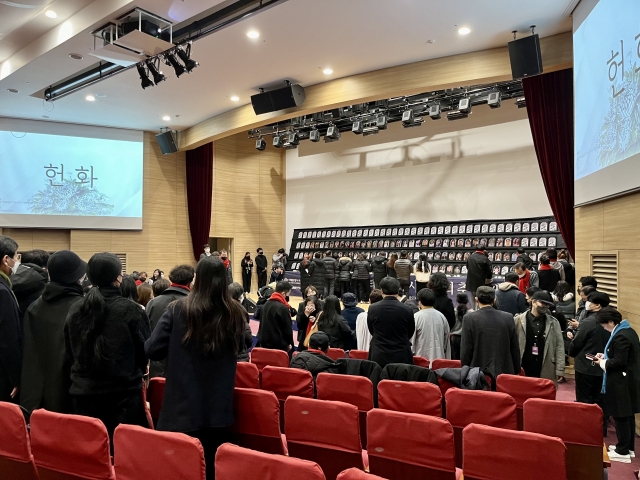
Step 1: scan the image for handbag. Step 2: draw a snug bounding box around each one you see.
[303,312,322,347]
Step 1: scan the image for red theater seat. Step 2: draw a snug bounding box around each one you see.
[316,373,374,448]
[338,468,388,479]
[413,356,430,368]
[229,388,287,455]
[250,347,290,372]
[524,399,604,480]
[462,423,566,480]
[348,350,369,360]
[445,389,517,468]
[235,362,260,389]
[0,402,39,480]
[114,424,205,480]
[431,359,461,370]
[285,397,365,480]
[215,443,326,480]
[147,377,166,425]
[327,348,347,360]
[261,366,314,431]
[377,380,442,417]
[30,409,114,480]
[496,374,556,429]
[367,408,459,479]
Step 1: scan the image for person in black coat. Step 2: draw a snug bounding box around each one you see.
[537,255,562,292]
[466,244,492,308]
[145,257,247,480]
[337,256,353,295]
[295,295,322,352]
[371,253,388,289]
[461,286,521,380]
[20,250,86,414]
[308,253,327,297]
[514,247,533,270]
[495,272,529,316]
[255,248,268,290]
[428,272,456,330]
[299,254,312,296]
[65,253,150,447]
[228,282,254,362]
[0,235,22,403]
[322,250,338,297]
[11,249,49,321]
[596,307,640,462]
[145,264,195,377]
[367,277,415,369]
[240,252,254,294]
[317,295,355,350]
[290,332,339,379]
[257,282,295,352]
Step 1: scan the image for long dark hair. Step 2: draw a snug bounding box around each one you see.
[182,257,246,354]
[553,281,572,301]
[319,295,342,330]
[456,292,469,319]
[120,275,138,302]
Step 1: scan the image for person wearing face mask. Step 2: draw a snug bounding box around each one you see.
[199,244,212,261]
[240,252,254,294]
[514,291,565,386]
[20,250,87,414]
[0,235,22,403]
[567,291,610,433]
[255,248,268,289]
[135,272,148,286]
[220,250,233,284]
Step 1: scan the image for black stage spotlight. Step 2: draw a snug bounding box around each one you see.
[515,96,526,108]
[147,59,166,85]
[309,129,321,142]
[255,137,266,151]
[136,63,154,89]
[286,132,299,146]
[446,109,469,121]
[376,115,388,130]
[402,109,423,128]
[352,120,363,134]
[325,124,341,143]
[273,134,284,148]
[428,104,441,120]
[458,97,471,114]
[176,42,199,73]
[487,91,501,109]
[165,52,186,78]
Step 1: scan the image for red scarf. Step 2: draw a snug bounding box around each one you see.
[518,269,531,294]
[170,283,191,292]
[539,264,552,271]
[223,258,230,269]
[269,292,290,308]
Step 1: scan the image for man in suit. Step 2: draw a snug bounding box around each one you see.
[257,281,295,352]
[461,286,521,381]
[367,277,415,369]
[466,242,492,309]
[0,235,22,403]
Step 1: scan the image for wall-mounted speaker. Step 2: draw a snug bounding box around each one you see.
[155,130,178,155]
[251,83,306,115]
[508,34,543,79]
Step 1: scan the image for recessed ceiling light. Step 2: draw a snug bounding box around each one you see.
[45,10,57,18]
[7,88,19,93]
[162,115,171,121]
[247,31,259,39]
[458,27,471,35]
[230,95,239,102]
[85,94,95,101]
[42,115,49,119]
[323,68,333,75]
[69,53,83,60]
[95,93,106,98]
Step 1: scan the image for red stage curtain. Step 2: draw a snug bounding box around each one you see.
[522,68,575,258]
[186,142,213,262]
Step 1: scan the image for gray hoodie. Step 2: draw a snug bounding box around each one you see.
[495,282,528,316]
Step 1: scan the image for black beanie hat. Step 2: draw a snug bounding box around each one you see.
[87,253,122,287]
[47,250,87,285]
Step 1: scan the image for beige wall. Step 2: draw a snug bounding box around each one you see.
[1,132,194,275]
[210,133,285,288]
[575,191,640,329]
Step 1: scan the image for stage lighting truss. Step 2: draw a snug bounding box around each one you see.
[248,79,525,146]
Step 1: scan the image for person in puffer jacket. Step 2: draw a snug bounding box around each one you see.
[308,253,327,298]
[290,332,339,380]
[371,253,388,289]
[394,250,413,294]
[337,256,353,295]
[322,250,338,297]
[352,255,372,303]
[495,272,528,316]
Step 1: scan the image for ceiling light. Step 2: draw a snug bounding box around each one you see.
[515,97,526,108]
[147,59,166,85]
[487,91,501,109]
[68,53,83,60]
[247,31,259,39]
[230,95,239,102]
[401,109,423,128]
[458,27,470,35]
[428,104,441,120]
[458,97,471,114]
[136,63,154,89]
[309,129,321,142]
[376,115,388,130]
[176,44,198,73]
[45,10,57,18]
[352,120,363,134]
[165,52,185,78]
[323,68,333,75]
[255,137,266,151]
[325,125,340,143]
[95,93,106,98]
[284,132,299,149]
[85,94,95,101]
[273,135,284,148]
[363,126,379,137]
[162,115,171,121]
[446,109,468,121]
[7,88,19,93]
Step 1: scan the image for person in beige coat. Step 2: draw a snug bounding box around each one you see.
[514,290,565,386]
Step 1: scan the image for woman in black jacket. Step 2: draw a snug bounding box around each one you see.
[596,307,640,462]
[296,295,322,351]
[353,254,372,303]
[64,253,150,447]
[337,256,353,295]
[317,295,354,349]
[240,252,253,294]
[145,257,247,479]
[299,254,312,295]
[428,272,456,330]
[228,282,254,361]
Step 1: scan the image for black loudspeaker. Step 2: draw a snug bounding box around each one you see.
[251,84,306,115]
[508,34,543,79]
[155,130,178,155]
[243,297,257,314]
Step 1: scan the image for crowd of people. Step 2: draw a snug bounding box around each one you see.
[1,231,639,475]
